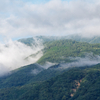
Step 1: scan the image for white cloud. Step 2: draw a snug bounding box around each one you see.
[0,0,100,38]
[0,38,43,76]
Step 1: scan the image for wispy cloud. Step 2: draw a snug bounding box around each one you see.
[60,53,100,69]
[42,61,57,69]
[0,0,100,39]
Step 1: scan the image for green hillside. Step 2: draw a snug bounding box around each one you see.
[0,64,44,88]
[38,39,100,64]
[18,37,100,65]
[0,64,100,100]
[0,63,68,89]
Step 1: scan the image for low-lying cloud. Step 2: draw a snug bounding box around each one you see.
[43,53,100,70]
[60,53,100,69]
[0,38,43,76]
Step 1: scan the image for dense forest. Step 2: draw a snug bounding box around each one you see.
[0,64,100,100]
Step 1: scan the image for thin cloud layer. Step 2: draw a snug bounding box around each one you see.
[55,53,100,69]
[0,0,100,39]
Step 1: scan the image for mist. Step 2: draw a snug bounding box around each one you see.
[42,62,57,69]
[0,38,43,76]
[31,69,42,75]
[42,53,100,70]
[60,53,100,69]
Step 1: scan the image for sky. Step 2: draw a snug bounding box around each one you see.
[0,0,100,41]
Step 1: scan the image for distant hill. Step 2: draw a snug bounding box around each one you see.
[18,36,67,45]
[18,35,100,45]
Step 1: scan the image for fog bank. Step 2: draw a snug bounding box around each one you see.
[60,53,100,69]
[0,39,43,76]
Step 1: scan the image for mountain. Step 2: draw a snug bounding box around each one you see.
[0,37,100,100]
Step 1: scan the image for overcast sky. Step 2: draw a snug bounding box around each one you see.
[0,0,100,41]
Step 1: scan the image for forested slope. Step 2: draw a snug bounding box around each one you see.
[0,64,100,100]
[0,63,68,89]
